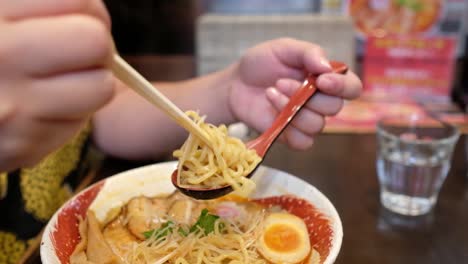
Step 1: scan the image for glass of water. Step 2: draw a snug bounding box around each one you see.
[376,115,460,216]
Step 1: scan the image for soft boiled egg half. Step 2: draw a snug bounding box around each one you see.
[257,212,311,263]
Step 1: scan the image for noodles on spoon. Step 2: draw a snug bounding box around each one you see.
[173,111,261,196]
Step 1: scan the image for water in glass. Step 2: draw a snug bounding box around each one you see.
[377,148,450,216]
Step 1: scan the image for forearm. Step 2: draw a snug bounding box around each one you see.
[92,63,238,160]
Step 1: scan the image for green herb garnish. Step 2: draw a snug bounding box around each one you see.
[189,209,220,235]
[142,209,221,240]
[143,221,174,239]
[394,0,423,12]
[177,227,189,237]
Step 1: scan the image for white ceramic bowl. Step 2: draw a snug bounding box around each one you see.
[41,161,343,264]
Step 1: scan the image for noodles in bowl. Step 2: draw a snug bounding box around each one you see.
[40,162,343,264]
[174,111,261,196]
[70,192,321,264]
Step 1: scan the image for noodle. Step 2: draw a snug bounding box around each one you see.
[173,111,261,196]
[70,192,320,264]
[126,211,267,264]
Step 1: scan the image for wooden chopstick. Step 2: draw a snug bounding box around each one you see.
[110,54,213,148]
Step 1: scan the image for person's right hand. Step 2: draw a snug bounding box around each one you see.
[0,0,115,172]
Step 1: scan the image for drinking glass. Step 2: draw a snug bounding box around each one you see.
[376,115,460,216]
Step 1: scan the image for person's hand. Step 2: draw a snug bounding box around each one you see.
[229,38,362,150]
[0,0,115,171]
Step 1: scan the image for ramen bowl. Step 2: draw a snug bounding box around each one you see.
[40,161,343,264]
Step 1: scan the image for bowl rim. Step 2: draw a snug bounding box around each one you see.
[41,161,343,264]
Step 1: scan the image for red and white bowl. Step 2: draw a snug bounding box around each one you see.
[40,161,343,264]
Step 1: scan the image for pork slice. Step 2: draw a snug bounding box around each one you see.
[126,197,168,239]
[103,217,139,259]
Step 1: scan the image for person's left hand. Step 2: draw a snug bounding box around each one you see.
[228,38,362,150]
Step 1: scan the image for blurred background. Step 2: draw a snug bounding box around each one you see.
[86,2,468,263]
[67,2,468,263]
[103,0,468,133]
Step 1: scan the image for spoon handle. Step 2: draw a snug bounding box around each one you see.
[248,61,348,157]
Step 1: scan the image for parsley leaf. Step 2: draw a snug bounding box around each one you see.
[189,209,220,235]
[142,209,221,240]
[409,2,422,12]
[395,0,406,6]
[177,227,189,237]
[143,221,174,239]
[394,0,423,12]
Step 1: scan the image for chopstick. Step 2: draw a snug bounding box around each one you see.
[110,54,214,148]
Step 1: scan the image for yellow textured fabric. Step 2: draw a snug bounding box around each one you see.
[0,231,26,264]
[19,124,91,222]
[0,173,7,200]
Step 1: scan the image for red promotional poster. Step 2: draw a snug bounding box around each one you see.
[348,0,466,57]
[324,0,468,134]
[363,36,456,101]
[349,0,445,36]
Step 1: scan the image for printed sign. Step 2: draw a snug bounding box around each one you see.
[363,36,456,101]
[348,0,467,56]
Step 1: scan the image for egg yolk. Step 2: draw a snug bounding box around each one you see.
[264,224,300,252]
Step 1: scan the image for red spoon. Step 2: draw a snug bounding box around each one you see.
[172,61,348,199]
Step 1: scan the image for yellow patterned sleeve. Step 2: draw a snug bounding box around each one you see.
[20,123,91,221]
[0,172,7,200]
[0,231,26,264]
